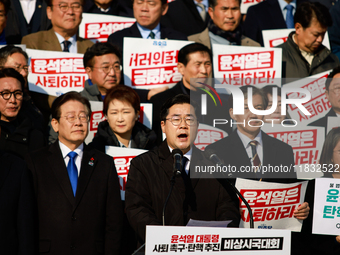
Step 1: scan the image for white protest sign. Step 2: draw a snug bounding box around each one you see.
[79,13,135,42]
[241,0,264,14]
[146,225,291,254]
[263,29,330,49]
[27,49,87,96]
[313,178,340,235]
[285,71,331,125]
[212,45,282,88]
[327,117,340,134]
[236,178,307,231]
[105,147,147,200]
[262,125,325,179]
[194,123,228,151]
[86,102,153,144]
[123,38,192,90]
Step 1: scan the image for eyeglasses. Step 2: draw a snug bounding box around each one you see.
[60,114,89,123]
[52,2,82,12]
[165,116,197,126]
[329,87,340,95]
[13,65,29,73]
[0,90,23,100]
[92,64,122,74]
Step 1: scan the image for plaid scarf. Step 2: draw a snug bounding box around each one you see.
[208,19,242,45]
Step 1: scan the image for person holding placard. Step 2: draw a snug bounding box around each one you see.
[21,0,94,53]
[278,2,339,80]
[188,0,260,49]
[89,85,157,151]
[125,94,240,247]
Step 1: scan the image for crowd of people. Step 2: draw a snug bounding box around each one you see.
[1,0,340,254]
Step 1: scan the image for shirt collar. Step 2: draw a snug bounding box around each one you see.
[194,0,209,11]
[277,0,296,12]
[55,32,77,46]
[237,129,262,149]
[59,141,84,159]
[136,22,161,39]
[167,146,192,161]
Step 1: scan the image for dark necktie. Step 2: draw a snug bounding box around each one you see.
[62,40,71,52]
[285,4,294,29]
[182,156,189,173]
[249,140,261,173]
[67,151,78,196]
[149,31,155,39]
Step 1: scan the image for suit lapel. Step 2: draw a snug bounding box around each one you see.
[31,0,43,32]
[46,29,62,51]
[268,0,286,28]
[130,23,142,37]
[261,131,276,166]
[159,141,174,181]
[184,0,204,22]
[74,145,96,210]
[48,142,75,205]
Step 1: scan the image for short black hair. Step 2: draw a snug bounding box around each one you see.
[47,0,84,7]
[326,66,340,91]
[228,85,268,110]
[209,0,240,8]
[51,92,92,120]
[178,43,212,66]
[0,68,25,91]
[0,45,29,66]
[261,85,282,98]
[83,42,121,68]
[160,94,198,122]
[132,0,167,5]
[0,0,10,15]
[294,2,332,28]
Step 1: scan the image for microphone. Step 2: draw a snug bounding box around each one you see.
[172,149,183,177]
[204,149,254,229]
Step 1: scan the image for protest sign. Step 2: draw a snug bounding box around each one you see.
[285,71,331,126]
[194,124,228,151]
[327,117,340,134]
[106,147,147,200]
[123,38,192,89]
[27,49,87,96]
[236,178,307,231]
[263,29,330,49]
[262,125,325,179]
[79,13,135,42]
[313,178,340,235]
[212,45,282,88]
[241,0,264,14]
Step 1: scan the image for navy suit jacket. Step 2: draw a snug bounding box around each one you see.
[308,108,338,136]
[206,130,296,182]
[6,0,51,44]
[107,22,187,51]
[243,0,307,46]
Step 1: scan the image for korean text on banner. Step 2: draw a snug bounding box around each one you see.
[105,147,147,200]
[27,49,87,97]
[313,178,340,235]
[285,71,331,125]
[262,125,325,180]
[262,29,330,49]
[146,225,291,254]
[123,38,192,90]
[236,178,307,231]
[194,123,228,151]
[212,45,282,88]
[79,14,135,43]
[86,102,153,144]
[241,0,264,14]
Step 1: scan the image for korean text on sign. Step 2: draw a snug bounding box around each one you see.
[85,22,134,42]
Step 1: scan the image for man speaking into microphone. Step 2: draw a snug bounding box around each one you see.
[125,94,240,246]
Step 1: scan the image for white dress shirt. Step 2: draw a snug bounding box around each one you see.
[19,0,36,24]
[137,23,161,39]
[59,141,84,176]
[55,32,78,53]
[237,130,263,166]
[168,146,192,175]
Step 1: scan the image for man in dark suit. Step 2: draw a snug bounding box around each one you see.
[21,0,93,53]
[107,0,187,52]
[161,0,210,36]
[309,66,340,135]
[5,0,51,44]
[243,0,308,46]
[125,94,240,246]
[206,86,309,217]
[26,92,123,254]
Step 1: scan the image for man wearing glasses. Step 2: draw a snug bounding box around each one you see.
[125,94,240,247]
[26,91,123,254]
[0,68,45,158]
[310,66,340,136]
[21,0,93,53]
